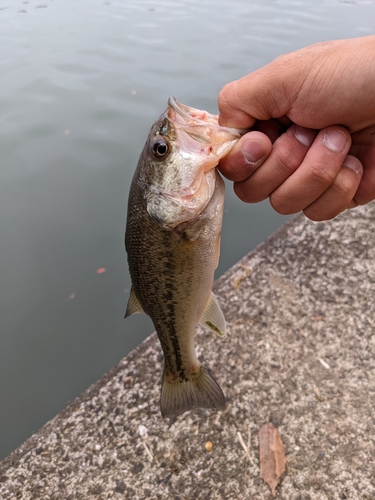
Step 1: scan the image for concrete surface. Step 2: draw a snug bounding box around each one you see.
[1,204,375,499]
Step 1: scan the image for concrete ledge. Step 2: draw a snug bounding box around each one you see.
[1,205,375,499]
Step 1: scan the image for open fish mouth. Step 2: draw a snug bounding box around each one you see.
[164,97,245,174]
[167,96,223,129]
[166,96,244,147]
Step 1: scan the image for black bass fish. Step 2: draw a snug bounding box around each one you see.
[125,97,241,418]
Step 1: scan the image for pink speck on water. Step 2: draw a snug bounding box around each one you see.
[96,268,106,274]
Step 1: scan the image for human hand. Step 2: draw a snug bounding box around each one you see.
[218,36,375,221]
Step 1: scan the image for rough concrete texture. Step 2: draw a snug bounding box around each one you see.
[1,204,375,500]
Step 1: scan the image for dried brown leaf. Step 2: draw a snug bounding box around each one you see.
[259,422,286,497]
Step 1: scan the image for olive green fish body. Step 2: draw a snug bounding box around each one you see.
[125,98,241,417]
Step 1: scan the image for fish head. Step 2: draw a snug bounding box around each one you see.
[138,97,242,230]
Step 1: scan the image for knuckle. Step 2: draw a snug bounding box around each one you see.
[218,83,235,114]
[269,191,294,215]
[234,182,266,204]
[273,145,301,178]
[309,161,337,185]
[333,174,355,198]
[303,202,341,222]
[334,166,361,196]
[303,206,331,222]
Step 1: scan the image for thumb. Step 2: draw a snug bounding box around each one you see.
[218,57,302,129]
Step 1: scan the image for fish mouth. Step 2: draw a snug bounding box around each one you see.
[166,97,246,162]
[166,97,244,154]
[167,96,222,130]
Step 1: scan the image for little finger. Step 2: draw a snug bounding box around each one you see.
[303,155,363,221]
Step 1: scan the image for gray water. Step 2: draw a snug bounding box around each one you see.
[0,0,374,461]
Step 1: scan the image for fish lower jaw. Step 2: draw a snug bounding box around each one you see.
[146,199,202,232]
[146,170,215,230]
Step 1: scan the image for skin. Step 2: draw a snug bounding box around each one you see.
[218,36,375,221]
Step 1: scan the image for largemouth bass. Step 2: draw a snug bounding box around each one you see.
[125,97,241,418]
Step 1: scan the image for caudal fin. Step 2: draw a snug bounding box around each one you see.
[160,366,226,418]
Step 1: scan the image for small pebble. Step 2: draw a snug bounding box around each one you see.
[205,441,212,453]
[138,425,148,437]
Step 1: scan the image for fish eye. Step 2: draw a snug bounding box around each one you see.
[151,138,170,159]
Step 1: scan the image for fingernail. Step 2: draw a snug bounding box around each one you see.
[294,125,316,147]
[323,129,348,153]
[342,155,362,175]
[241,141,265,165]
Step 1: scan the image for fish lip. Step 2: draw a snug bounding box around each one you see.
[167,96,219,130]
[167,96,191,120]
[167,96,247,138]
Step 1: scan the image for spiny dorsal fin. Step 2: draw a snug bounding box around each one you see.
[198,292,226,337]
[124,287,144,318]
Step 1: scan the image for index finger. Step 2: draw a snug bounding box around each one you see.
[218,80,257,128]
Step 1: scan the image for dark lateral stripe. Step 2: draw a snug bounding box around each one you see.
[160,231,186,380]
[155,309,186,381]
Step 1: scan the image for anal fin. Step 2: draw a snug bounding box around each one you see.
[124,287,144,318]
[199,292,226,337]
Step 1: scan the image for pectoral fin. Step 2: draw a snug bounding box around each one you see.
[199,292,226,337]
[124,287,144,318]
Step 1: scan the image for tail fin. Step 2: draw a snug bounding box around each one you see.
[160,366,226,418]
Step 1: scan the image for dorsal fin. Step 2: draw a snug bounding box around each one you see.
[198,292,226,337]
[124,287,144,318]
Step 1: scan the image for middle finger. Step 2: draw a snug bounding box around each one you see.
[233,124,318,203]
